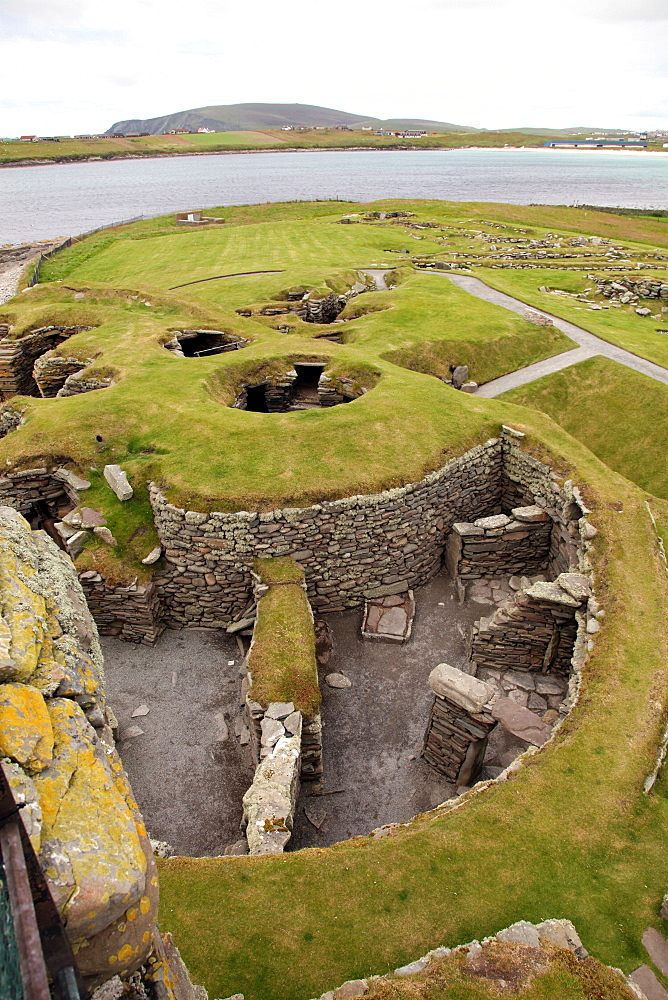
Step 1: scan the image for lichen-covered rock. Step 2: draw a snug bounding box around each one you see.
[34,698,148,941]
[242,733,301,854]
[0,682,53,771]
[0,507,157,987]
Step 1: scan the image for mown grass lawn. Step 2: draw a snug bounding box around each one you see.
[500,355,668,500]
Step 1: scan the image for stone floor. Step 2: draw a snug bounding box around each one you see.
[102,629,255,858]
[290,572,558,850]
[102,571,568,858]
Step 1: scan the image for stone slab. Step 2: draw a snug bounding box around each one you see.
[103,464,133,501]
[491,696,552,746]
[429,663,494,714]
[629,965,668,1000]
[643,928,668,978]
[511,505,550,523]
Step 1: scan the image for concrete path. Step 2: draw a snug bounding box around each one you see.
[360,268,392,291]
[432,272,668,397]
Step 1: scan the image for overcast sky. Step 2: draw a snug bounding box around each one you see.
[1,0,666,136]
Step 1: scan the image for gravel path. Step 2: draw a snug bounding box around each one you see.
[434,272,668,396]
[0,264,23,305]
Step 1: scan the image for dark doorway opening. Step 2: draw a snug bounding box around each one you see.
[245,384,269,412]
[292,364,324,408]
[25,497,73,552]
[178,332,231,358]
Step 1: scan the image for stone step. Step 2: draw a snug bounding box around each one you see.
[629,965,668,1000]
[643,929,668,978]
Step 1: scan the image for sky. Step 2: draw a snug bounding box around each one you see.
[1,0,667,136]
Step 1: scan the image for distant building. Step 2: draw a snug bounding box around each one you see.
[375,130,393,136]
[197,128,215,133]
[544,138,648,148]
[19,135,36,141]
[394,130,427,138]
[175,210,225,227]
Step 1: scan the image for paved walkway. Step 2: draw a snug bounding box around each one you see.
[433,272,668,397]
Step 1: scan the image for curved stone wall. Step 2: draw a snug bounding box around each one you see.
[150,433,587,631]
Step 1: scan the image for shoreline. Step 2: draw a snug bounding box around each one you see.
[2,143,668,170]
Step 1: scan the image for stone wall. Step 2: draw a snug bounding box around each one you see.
[470,573,591,676]
[0,405,22,439]
[444,506,552,580]
[79,573,164,645]
[0,326,93,399]
[423,665,497,784]
[0,465,78,515]
[597,277,668,302]
[150,437,507,628]
[33,351,92,397]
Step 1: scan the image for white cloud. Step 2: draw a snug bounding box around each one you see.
[0,0,665,136]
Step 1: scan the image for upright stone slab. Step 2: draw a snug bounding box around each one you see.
[423,664,497,784]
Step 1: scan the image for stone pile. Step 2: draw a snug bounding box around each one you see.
[33,351,92,397]
[445,506,552,581]
[470,573,591,676]
[597,277,668,302]
[362,591,415,643]
[0,325,93,398]
[423,664,497,784]
[0,405,22,439]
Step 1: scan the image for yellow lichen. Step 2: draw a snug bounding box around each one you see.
[0,683,53,771]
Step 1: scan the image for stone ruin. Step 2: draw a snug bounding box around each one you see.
[163,328,248,358]
[232,362,368,412]
[0,325,97,399]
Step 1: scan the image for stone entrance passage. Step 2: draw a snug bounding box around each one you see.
[291,363,325,409]
[164,329,247,358]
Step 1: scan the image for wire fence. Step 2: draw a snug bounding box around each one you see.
[27,214,146,287]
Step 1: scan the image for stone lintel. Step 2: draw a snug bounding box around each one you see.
[511,505,550,523]
[428,663,495,715]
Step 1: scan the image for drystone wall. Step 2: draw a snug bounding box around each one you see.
[33,352,92,397]
[0,406,22,439]
[470,573,590,676]
[0,434,591,643]
[150,437,508,629]
[79,574,164,645]
[423,665,497,784]
[0,326,93,398]
[0,466,78,515]
[444,506,552,580]
[0,507,159,990]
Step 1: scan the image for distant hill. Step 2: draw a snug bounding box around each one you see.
[105,102,480,135]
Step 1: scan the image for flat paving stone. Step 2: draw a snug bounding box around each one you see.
[630,965,668,1000]
[643,928,668,978]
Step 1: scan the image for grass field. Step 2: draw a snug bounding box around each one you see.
[500,356,668,500]
[478,267,668,369]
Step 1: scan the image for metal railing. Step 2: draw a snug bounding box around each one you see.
[0,768,88,1000]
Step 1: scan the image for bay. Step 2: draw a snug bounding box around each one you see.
[1,147,667,245]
